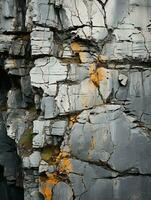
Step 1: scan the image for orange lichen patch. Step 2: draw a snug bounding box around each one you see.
[46,173,59,185]
[41,186,52,200]
[56,150,70,164]
[56,150,73,174]
[71,42,87,53]
[69,115,78,127]
[89,63,106,87]
[58,158,73,174]
[40,173,59,200]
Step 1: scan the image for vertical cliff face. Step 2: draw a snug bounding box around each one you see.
[1,0,151,199]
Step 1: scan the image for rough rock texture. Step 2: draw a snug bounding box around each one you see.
[1,0,151,200]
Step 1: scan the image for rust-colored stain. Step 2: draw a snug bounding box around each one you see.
[56,150,73,173]
[40,149,72,199]
[89,63,106,87]
[57,151,70,160]
[79,52,86,62]
[69,115,78,127]
[71,42,86,53]
[59,158,73,173]
[46,173,59,185]
[40,173,59,200]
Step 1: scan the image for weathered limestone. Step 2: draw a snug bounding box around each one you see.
[53,182,73,200]
[31,27,55,55]
[1,0,151,200]
[70,105,151,173]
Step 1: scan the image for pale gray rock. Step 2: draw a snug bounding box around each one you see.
[0,0,26,32]
[68,64,89,82]
[102,0,151,61]
[7,88,25,109]
[0,35,14,53]
[31,0,61,29]
[41,96,59,119]
[55,79,103,114]
[47,165,56,173]
[1,0,151,200]
[32,133,45,149]
[23,157,30,169]
[31,27,55,55]
[30,57,68,96]
[29,151,41,168]
[80,176,151,200]
[118,74,128,86]
[32,120,47,148]
[7,110,26,141]
[51,120,67,136]
[69,174,86,197]
[53,182,73,200]
[68,159,114,198]
[39,160,49,173]
[70,105,151,173]
[116,69,151,128]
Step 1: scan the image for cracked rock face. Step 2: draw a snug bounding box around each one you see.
[1,0,151,200]
[70,105,151,173]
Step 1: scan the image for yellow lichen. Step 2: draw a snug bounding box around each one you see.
[89,63,106,87]
[69,115,78,127]
[58,158,73,173]
[71,42,86,53]
[56,150,70,163]
[56,150,73,173]
[40,173,59,200]
[79,52,91,63]
[46,173,59,185]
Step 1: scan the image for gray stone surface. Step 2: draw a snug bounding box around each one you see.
[1,0,151,200]
[41,96,59,119]
[80,176,151,200]
[56,79,103,113]
[70,105,151,173]
[53,182,73,200]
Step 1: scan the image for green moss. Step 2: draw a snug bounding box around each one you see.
[18,128,33,156]
[41,146,60,163]
[27,106,37,113]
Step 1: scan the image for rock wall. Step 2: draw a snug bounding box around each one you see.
[1,0,151,199]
